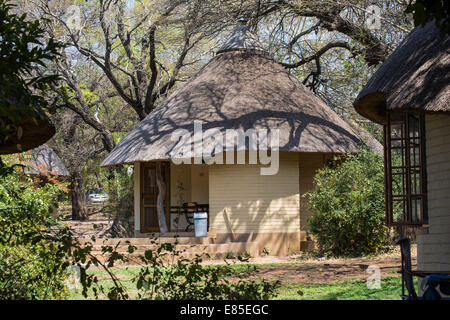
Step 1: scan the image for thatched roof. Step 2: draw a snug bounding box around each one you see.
[354,22,450,124]
[102,25,381,167]
[0,107,55,155]
[20,144,70,177]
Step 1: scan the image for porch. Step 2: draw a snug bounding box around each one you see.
[134,161,211,234]
[131,152,327,256]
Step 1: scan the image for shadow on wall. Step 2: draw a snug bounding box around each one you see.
[208,153,301,256]
[215,198,301,256]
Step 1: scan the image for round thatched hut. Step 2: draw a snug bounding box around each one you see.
[354,22,450,284]
[19,144,70,177]
[102,21,381,255]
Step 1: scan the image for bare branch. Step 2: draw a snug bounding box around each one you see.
[282,41,354,69]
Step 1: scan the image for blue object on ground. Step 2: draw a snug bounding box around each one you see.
[422,274,450,300]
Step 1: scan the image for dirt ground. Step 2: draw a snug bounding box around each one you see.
[202,246,416,284]
[90,246,415,289]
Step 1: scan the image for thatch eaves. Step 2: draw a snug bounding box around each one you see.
[354,22,450,124]
[0,104,55,155]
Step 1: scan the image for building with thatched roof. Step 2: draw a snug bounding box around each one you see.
[354,21,450,294]
[102,21,381,255]
[18,144,70,178]
[0,102,55,155]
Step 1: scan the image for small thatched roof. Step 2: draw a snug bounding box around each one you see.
[102,24,381,167]
[20,144,70,177]
[354,22,450,124]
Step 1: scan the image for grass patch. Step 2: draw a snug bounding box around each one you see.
[68,263,407,300]
[276,275,407,300]
[68,266,140,300]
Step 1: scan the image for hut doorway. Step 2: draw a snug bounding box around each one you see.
[141,162,170,232]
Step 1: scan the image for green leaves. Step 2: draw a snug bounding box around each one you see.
[306,149,392,257]
[405,0,450,37]
[0,161,69,299]
[0,0,63,147]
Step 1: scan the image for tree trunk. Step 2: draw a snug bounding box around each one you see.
[101,214,127,238]
[156,163,168,233]
[71,172,88,221]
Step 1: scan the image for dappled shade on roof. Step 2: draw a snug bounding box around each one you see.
[101,47,381,167]
[354,22,450,124]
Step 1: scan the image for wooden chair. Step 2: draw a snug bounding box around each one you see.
[182,202,197,231]
[396,237,450,300]
[396,237,419,300]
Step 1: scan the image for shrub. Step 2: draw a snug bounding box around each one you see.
[261,247,270,257]
[237,251,252,261]
[73,239,280,300]
[0,160,70,299]
[306,149,392,257]
[134,249,278,300]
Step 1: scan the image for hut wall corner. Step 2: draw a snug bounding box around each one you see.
[134,162,141,232]
[417,114,450,277]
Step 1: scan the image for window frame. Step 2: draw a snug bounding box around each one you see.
[384,110,428,226]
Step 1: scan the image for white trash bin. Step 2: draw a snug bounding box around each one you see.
[194,212,208,237]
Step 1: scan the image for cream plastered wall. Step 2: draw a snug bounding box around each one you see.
[133,162,141,231]
[170,163,209,205]
[190,164,209,204]
[170,163,192,206]
[208,152,300,234]
[417,114,450,273]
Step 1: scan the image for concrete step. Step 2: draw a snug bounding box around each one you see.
[88,241,259,253]
[75,229,261,263]
[89,251,226,264]
[135,231,196,238]
[84,241,261,262]
[78,236,217,246]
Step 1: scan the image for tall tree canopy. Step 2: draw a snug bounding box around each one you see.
[0,0,61,153]
[28,0,413,124]
[10,0,417,220]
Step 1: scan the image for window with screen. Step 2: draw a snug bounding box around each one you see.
[385,111,428,226]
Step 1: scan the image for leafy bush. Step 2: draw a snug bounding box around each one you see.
[72,239,280,300]
[225,251,237,259]
[135,246,278,300]
[0,0,61,148]
[0,161,70,299]
[306,149,392,257]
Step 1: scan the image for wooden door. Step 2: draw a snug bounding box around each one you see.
[141,162,170,232]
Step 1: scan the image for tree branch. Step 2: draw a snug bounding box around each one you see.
[282,41,354,69]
